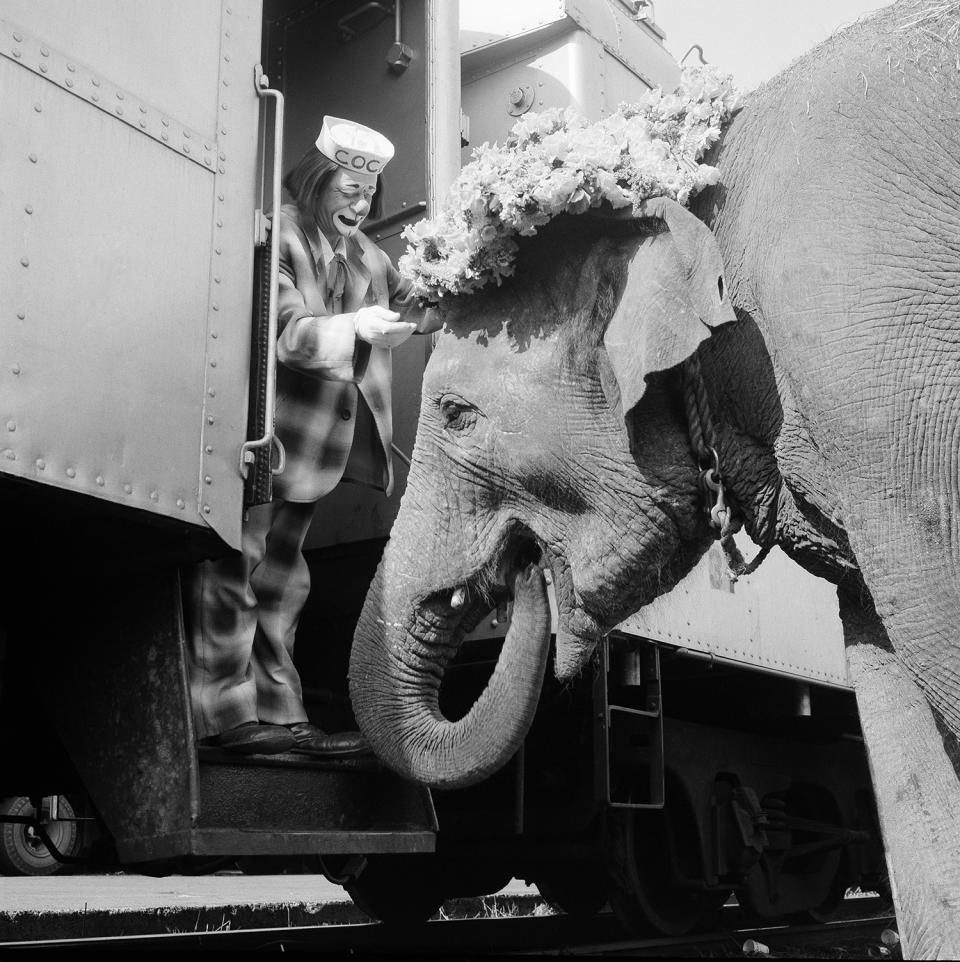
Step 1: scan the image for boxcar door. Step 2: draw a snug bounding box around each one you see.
[0,0,264,551]
[263,0,429,551]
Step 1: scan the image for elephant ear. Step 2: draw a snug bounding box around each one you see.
[601,196,736,419]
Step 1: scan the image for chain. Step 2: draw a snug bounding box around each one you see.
[682,355,730,531]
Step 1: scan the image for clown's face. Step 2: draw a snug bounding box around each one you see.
[314,168,377,243]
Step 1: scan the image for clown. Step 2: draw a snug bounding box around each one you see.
[186,117,439,756]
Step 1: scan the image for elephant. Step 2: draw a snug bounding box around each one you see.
[349,1,960,955]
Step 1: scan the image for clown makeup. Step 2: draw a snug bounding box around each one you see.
[314,168,378,244]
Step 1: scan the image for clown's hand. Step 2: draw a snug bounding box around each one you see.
[353,306,417,348]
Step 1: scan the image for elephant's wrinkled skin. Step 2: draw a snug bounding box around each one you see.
[351,3,960,955]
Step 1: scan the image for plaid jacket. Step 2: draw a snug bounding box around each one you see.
[273,204,437,503]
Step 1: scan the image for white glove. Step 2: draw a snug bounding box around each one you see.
[353,306,417,348]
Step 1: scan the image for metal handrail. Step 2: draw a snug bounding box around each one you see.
[241,65,286,479]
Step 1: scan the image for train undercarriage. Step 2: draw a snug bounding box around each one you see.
[1,536,883,935]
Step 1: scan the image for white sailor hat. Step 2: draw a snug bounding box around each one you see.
[316,115,395,185]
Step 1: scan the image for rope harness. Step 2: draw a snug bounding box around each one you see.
[681,355,771,581]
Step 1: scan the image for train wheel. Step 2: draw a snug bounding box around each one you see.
[737,783,848,924]
[0,796,79,876]
[536,863,609,918]
[604,789,729,936]
[346,854,445,925]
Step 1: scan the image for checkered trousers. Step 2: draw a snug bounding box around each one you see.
[185,499,316,737]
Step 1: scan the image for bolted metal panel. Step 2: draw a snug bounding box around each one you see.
[0,18,218,170]
[0,0,223,137]
[197,0,264,550]
[617,536,848,688]
[0,1,263,551]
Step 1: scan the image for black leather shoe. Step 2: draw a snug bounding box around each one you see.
[285,722,372,758]
[200,721,296,755]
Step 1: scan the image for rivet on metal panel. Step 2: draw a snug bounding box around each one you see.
[12,49,21,58]
[204,157,212,166]
[17,312,25,320]
[161,117,169,127]
[116,91,124,100]
[116,106,123,116]
[224,55,231,62]
[66,78,74,88]
[221,104,228,112]
[139,105,146,113]
[225,30,231,38]
[215,247,222,255]
[4,450,15,461]
[67,63,75,72]
[22,204,32,214]
[223,79,230,87]
[219,153,226,161]
[205,143,212,151]
[123,483,133,494]
[205,446,213,454]
[150,491,159,501]
[20,258,29,268]
[96,476,104,486]
[211,331,218,338]
[203,505,211,514]
[204,476,213,485]
[161,132,169,141]
[218,166,225,174]
[183,145,190,154]
[216,220,223,228]
[92,77,100,87]
[176,498,185,509]
[226,6,232,13]
[140,120,147,129]
[207,416,215,425]
[39,63,48,73]
[40,45,49,56]
[35,459,45,470]
[208,388,216,397]
[91,94,99,102]
[217,194,224,202]
[12,32,23,42]
[212,304,219,311]
[184,130,192,139]
[6,421,15,432]
[220,127,227,136]
[66,467,76,479]
[210,360,217,368]
[11,364,21,375]
[28,153,37,163]
[33,103,42,112]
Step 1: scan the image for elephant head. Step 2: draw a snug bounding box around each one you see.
[349,197,735,789]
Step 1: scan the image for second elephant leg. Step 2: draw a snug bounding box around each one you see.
[842,596,960,960]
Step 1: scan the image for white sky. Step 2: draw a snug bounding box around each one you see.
[653,0,894,91]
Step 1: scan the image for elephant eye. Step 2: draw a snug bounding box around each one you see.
[439,395,478,434]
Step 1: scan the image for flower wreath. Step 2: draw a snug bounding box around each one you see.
[399,65,741,302]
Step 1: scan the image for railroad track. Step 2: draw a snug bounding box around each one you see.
[0,899,895,955]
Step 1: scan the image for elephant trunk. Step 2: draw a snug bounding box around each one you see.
[349,558,552,789]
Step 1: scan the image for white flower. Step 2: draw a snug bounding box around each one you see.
[400,65,741,299]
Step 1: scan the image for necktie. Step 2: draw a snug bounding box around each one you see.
[328,252,347,313]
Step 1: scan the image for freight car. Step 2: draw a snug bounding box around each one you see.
[0,0,882,934]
